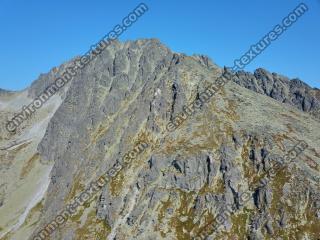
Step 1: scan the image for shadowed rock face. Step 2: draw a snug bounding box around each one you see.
[231,68,320,118]
[0,39,319,240]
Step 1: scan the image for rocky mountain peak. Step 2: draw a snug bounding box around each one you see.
[0,39,319,240]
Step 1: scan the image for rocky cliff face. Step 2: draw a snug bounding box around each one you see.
[232,68,320,119]
[0,39,319,240]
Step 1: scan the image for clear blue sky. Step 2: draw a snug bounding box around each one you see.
[0,0,319,91]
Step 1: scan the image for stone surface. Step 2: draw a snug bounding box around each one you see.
[0,39,319,240]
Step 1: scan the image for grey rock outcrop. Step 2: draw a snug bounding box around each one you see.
[0,39,319,240]
[231,68,320,119]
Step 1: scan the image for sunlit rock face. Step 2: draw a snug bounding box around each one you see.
[0,39,319,240]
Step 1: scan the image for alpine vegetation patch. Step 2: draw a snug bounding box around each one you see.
[250,139,309,191]
[33,141,149,240]
[193,139,308,240]
[191,192,251,240]
[166,76,226,132]
[166,2,308,133]
[5,3,149,133]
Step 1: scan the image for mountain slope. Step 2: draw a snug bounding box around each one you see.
[0,39,319,240]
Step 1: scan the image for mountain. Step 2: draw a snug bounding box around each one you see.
[0,39,319,240]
